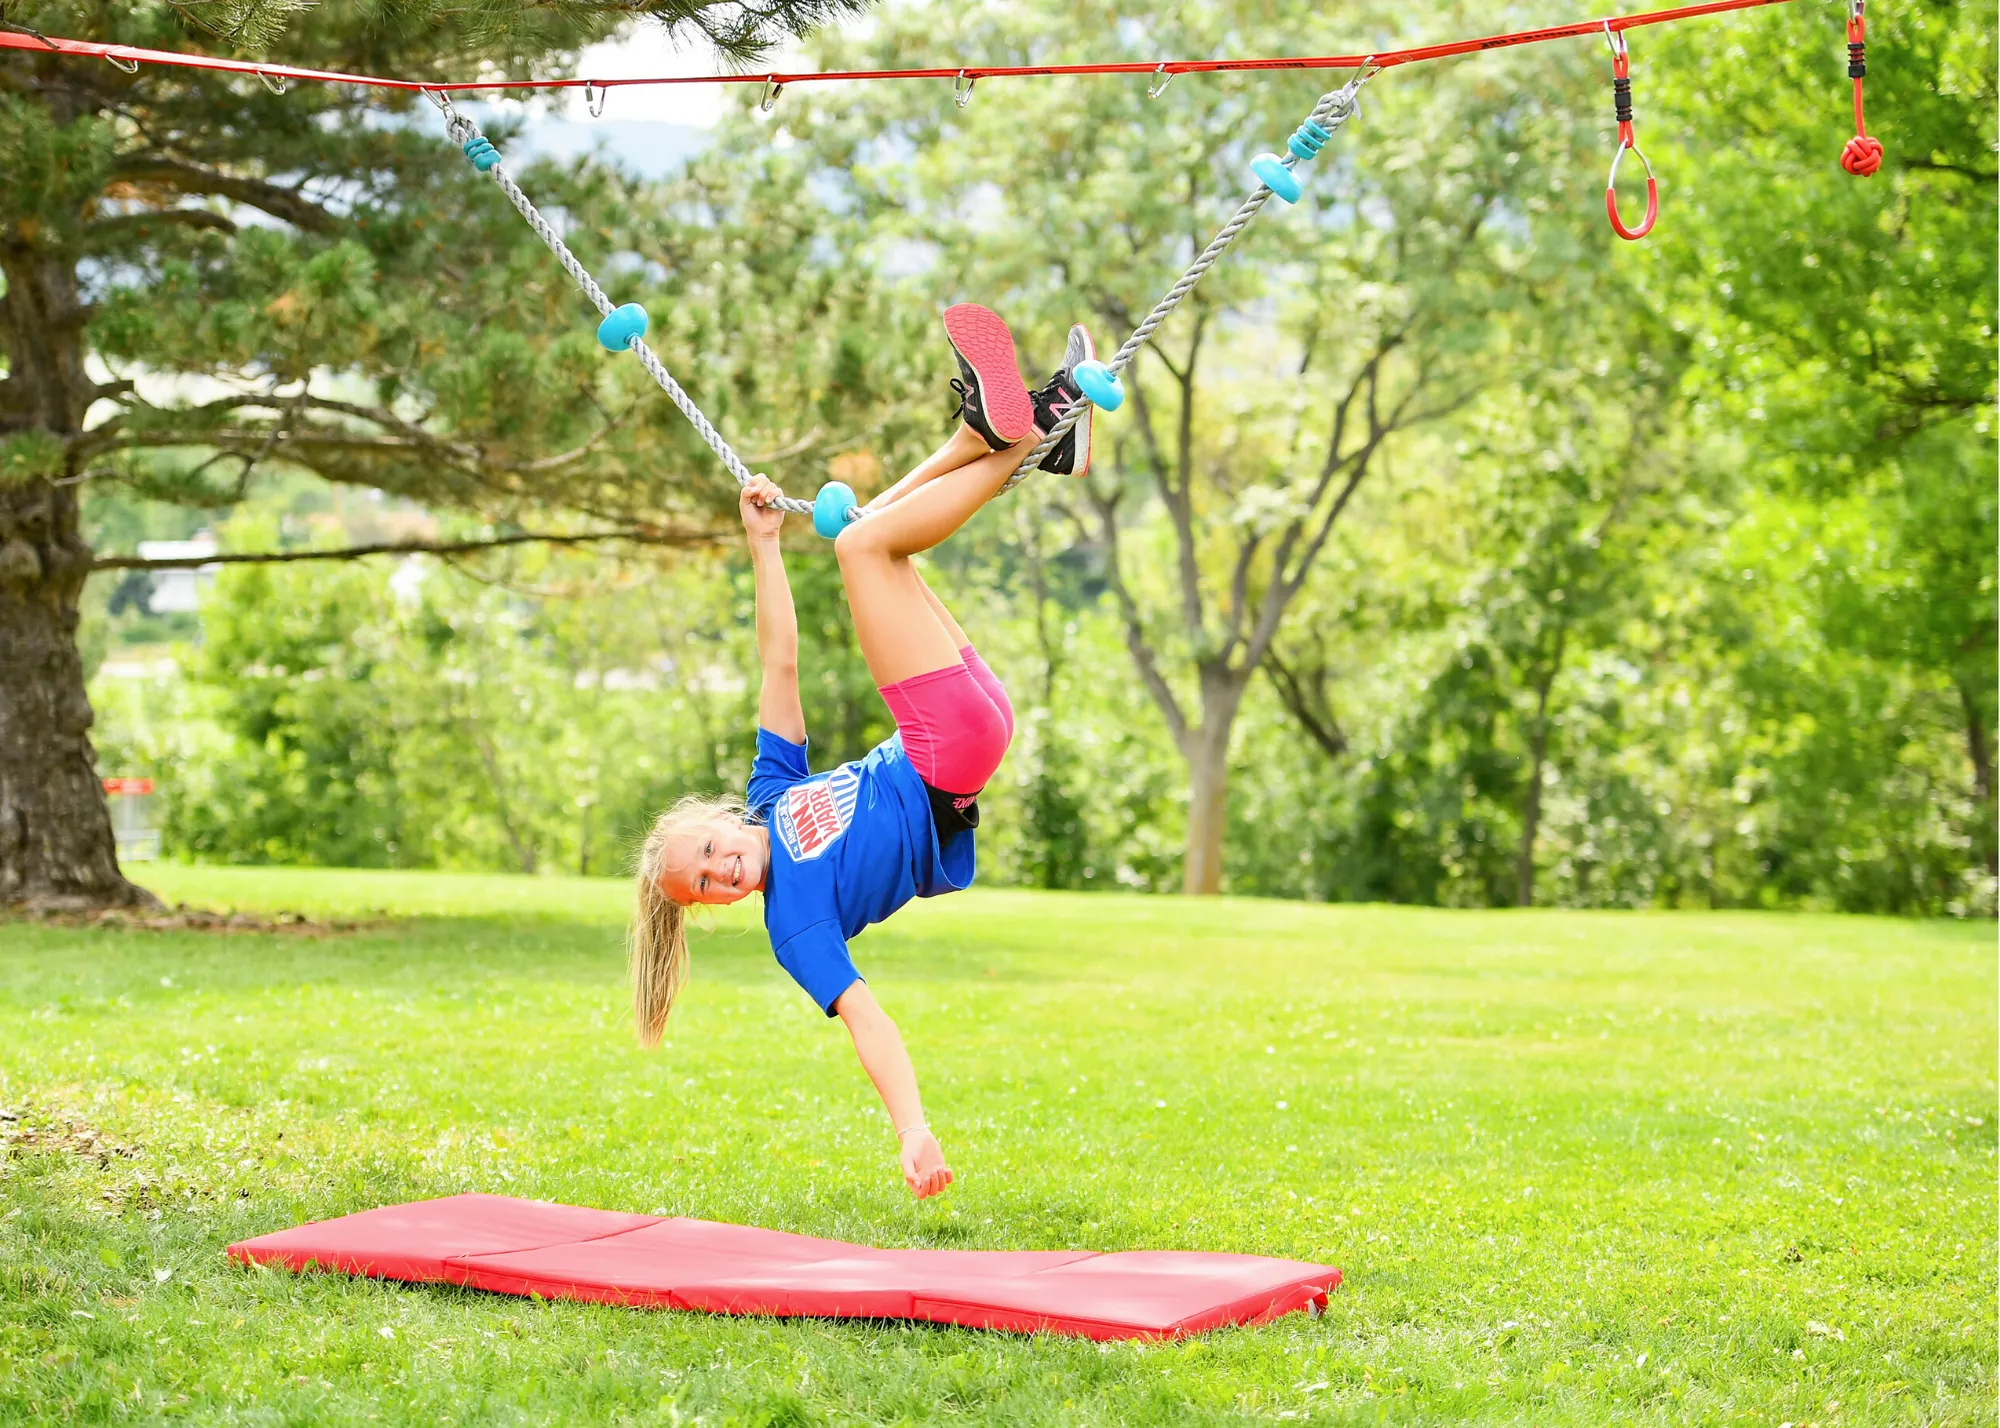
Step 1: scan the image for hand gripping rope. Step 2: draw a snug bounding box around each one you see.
[433,68,1374,527]
[1602,25,1658,241]
[1839,0,1884,176]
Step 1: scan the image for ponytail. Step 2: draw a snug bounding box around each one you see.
[628,793,746,1046]
[628,871,688,1048]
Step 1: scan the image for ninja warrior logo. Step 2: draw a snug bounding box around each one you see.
[775,766,860,861]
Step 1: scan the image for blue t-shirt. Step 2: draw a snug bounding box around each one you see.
[748,729,976,1015]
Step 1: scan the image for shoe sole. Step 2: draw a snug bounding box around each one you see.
[1067,325,1095,479]
[943,304,1034,445]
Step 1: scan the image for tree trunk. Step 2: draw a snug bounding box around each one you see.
[1960,679,1995,806]
[1183,732,1230,896]
[0,240,153,910]
[0,481,153,910]
[1179,664,1248,896]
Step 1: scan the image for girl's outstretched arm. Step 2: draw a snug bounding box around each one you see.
[742,477,804,743]
[832,982,954,1199]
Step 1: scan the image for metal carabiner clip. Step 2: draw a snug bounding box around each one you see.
[1148,63,1175,100]
[255,68,288,96]
[583,80,606,118]
[1330,56,1377,122]
[953,70,976,109]
[103,47,139,74]
[759,76,784,113]
[423,87,464,134]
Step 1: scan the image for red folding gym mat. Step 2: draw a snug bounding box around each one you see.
[229,1194,1341,1339]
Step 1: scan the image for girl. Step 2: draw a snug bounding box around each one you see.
[630,305,1095,1200]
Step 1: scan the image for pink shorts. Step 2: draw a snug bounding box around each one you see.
[878,646,1014,797]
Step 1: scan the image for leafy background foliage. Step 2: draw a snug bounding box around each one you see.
[33,0,1994,913]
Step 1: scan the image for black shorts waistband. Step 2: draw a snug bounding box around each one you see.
[923,780,980,839]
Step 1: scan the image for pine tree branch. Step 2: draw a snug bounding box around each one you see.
[108,158,336,234]
[90,527,719,571]
[86,209,239,243]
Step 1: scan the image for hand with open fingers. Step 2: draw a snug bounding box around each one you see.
[900,1129,954,1199]
[739,475,785,539]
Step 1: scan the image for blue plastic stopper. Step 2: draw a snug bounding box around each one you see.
[1288,119,1332,161]
[813,481,858,539]
[1072,359,1124,412]
[462,137,501,172]
[595,303,650,353]
[1251,153,1302,203]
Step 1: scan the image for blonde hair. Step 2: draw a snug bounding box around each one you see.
[629,792,747,1047]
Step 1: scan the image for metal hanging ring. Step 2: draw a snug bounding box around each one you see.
[953,70,976,108]
[255,68,288,95]
[584,80,606,118]
[1148,63,1175,100]
[760,77,784,113]
[103,48,139,73]
[1605,141,1658,240]
[1599,23,1652,238]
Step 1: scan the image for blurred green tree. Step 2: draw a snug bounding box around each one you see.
[1651,0,1997,896]
[778,0,1625,891]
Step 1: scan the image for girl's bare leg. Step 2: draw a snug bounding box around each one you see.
[862,424,989,513]
[911,568,971,650]
[835,432,1033,687]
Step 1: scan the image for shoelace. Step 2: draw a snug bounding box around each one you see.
[946,377,974,432]
[1034,373,1082,426]
[1029,376,1081,470]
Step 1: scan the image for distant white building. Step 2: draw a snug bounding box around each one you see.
[135,533,219,613]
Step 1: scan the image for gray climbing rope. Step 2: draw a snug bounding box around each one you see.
[1010,62,1377,485]
[431,63,1374,522]
[431,93,815,517]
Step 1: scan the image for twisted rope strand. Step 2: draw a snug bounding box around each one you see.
[440,69,1368,517]
[441,104,816,516]
[1009,68,1373,485]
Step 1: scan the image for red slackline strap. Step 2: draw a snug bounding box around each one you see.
[0,0,1795,97]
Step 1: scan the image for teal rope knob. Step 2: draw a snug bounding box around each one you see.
[1251,153,1302,203]
[596,303,650,352]
[813,481,858,539]
[1072,359,1124,412]
[1288,119,1332,161]
[462,136,501,172]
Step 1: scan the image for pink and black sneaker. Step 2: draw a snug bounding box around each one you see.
[1030,323,1095,478]
[943,303,1035,452]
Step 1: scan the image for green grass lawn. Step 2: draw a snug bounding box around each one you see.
[2,867,1993,1425]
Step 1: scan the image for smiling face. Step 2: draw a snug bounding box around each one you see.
[656,813,767,906]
